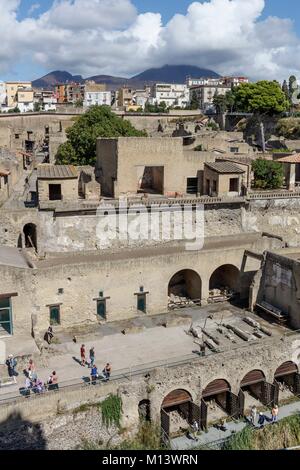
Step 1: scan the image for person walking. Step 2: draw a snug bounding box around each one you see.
[271,405,279,424]
[6,355,17,383]
[80,344,86,367]
[91,364,98,385]
[250,406,257,426]
[89,347,95,368]
[46,326,54,345]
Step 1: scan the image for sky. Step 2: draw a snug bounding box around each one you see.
[2,0,300,82]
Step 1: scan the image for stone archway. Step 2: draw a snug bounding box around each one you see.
[274,362,300,399]
[161,389,200,439]
[239,369,274,410]
[201,379,234,427]
[209,264,240,301]
[23,223,37,250]
[168,269,202,309]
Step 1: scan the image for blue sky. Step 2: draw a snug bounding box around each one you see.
[17,0,300,27]
[3,0,300,81]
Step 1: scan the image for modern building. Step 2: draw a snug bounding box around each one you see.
[150,83,189,108]
[5,81,32,109]
[83,82,111,107]
[17,88,34,113]
[117,87,134,108]
[189,84,231,112]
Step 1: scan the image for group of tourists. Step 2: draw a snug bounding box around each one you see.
[250,404,279,428]
[79,345,112,383]
[24,359,58,394]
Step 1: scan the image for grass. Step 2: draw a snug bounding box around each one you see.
[223,414,300,450]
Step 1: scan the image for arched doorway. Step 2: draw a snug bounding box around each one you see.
[201,379,235,428]
[239,369,271,410]
[23,223,37,250]
[274,362,300,398]
[168,269,201,309]
[161,389,200,440]
[209,264,240,302]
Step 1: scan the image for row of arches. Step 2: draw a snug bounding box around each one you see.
[157,361,300,439]
[168,265,240,306]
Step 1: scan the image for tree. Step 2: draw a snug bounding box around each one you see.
[56,105,147,166]
[252,158,284,190]
[34,102,41,112]
[289,75,297,99]
[8,106,20,113]
[282,80,289,101]
[233,81,289,115]
[213,93,227,113]
[189,91,199,110]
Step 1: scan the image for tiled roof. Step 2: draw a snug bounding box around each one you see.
[277,154,300,163]
[37,164,78,179]
[205,161,245,174]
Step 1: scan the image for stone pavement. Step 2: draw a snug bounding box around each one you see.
[171,400,300,450]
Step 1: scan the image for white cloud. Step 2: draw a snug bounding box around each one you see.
[28,3,41,15]
[0,0,300,80]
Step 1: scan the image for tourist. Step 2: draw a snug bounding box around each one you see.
[250,406,257,426]
[89,347,95,368]
[103,363,111,381]
[45,326,54,345]
[6,354,17,383]
[48,371,58,391]
[258,412,265,428]
[24,376,32,392]
[27,359,35,379]
[191,420,199,441]
[80,344,86,366]
[91,364,98,384]
[271,405,279,424]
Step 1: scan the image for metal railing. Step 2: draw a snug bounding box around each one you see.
[1,329,300,406]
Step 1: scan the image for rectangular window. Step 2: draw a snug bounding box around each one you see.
[0,297,13,335]
[186,177,198,194]
[50,305,61,325]
[97,300,106,320]
[230,147,239,153]
[213,180,217,192]
[229,178,239,192]
[49,184,62,201]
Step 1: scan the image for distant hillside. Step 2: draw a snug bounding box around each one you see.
[32,64,220,90]
[131,64,220,84]
[32,71,84,89]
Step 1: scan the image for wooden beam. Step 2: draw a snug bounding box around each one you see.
[0,293,18,300]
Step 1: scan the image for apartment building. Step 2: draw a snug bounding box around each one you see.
[150,83,190,108]
[83,82,111,107]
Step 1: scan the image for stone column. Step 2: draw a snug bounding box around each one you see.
[288,164,296,191]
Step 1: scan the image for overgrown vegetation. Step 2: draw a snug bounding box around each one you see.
[100,394,122,429]
[56,105,147,166]
[112,421,165,450]
[252,158,284,190]
[223,414,300,450]
[276,117,300,139]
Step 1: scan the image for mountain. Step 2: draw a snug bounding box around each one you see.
[32,65,220,90]
[131,64,220,84]
[32,71,84,89]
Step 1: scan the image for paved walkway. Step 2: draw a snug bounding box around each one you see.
[171,401,300,450]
